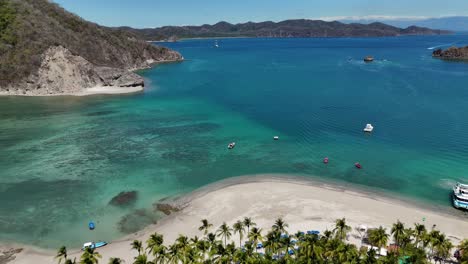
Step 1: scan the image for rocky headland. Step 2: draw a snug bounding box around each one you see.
[433,46,468,61]
[0,0,182,96]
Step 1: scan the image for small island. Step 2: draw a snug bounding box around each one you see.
[432,46,468,61]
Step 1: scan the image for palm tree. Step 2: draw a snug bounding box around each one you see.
[243,217,256,235]
[216,222,233,247]
[272,217,288,234]
[391,220,405,247]
[458,239,468,262]
[64,258,77,264]
[80,247,102,264]
[297,232,323,263]
[333,218,352,241]
[131,240,143,256]
[55,246,68,264]
[414,223,426,248]
[248,227,263,252]
[233,220,245,247]
[108,258,124,264]
[146,233,165,263]
[368,226,389,253]
[198,219,213,235]
[167,244,182,264]
[133,254,154,264]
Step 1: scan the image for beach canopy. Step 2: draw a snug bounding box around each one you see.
[307,230,320,235]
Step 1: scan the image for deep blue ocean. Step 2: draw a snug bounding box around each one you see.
[1,35,468,248]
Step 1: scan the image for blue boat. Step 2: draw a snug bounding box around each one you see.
[82,241,107,250]
[88,221,95,230]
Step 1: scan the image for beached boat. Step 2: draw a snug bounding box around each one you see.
[363,124,374,132]
[228,142,236,149]
[82,241,108,250]
[364,56,374,62]
[453,182,468,209]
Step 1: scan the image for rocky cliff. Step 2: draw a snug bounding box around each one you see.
[0,0,182,95]
[433,46,468,61]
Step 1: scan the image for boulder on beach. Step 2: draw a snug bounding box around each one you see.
[109,191,138,206]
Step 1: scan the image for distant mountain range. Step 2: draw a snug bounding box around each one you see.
[120,19,450,41]
[340,16,468,32]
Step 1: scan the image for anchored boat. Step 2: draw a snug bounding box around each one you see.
[82,241,108,250]
[228,142,236,149]
[363,124,374,132]
[453,182,468,210]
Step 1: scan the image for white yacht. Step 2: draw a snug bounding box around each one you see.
[363,124,374,132]
[453,182,468,209]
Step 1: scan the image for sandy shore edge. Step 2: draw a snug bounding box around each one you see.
[3,174,467,264]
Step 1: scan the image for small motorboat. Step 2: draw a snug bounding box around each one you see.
[214,40,219,48]
[364,56,374,62]
[323,157,329,164]
[355,162,362,169]
[273,136,279,140]
[88,221,95,230]
[228,142,236,149]
[82,241,108,250]
[363,124,374,133]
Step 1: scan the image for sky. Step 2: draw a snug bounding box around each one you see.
[54,0,468,28]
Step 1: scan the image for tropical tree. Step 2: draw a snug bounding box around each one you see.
[458,239,468,262]
[391,220,405,247]
[297,233,323,263]
[198,219,213,235]
[55,246,68,264]
[216,222,233,247]
[108,258,124,264]
[131,240,143,256]
[272,217,289,234]
[133,254,154,264]
[243,217,256,235]
[65,259,77,264]
[248,227,263,252]
[80,247,102,264]
[146,233,165,263]
[333,218,352,241]
[414,223,426,248]
[233,220,245,247]
[368,226,389,253]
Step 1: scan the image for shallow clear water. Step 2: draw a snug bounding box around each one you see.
[1,36,468,248]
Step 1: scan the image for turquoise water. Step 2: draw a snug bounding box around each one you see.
[2,36,468,248]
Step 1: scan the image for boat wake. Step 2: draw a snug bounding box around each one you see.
[427,43,456,50]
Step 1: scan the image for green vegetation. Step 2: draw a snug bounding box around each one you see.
[0,0,179,89]
[56,218,467,263]
[123,20,450,41]
[0,0,17,45]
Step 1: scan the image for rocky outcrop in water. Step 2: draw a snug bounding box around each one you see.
[433,46,468,61]
[109,191,138,206]
[117,209,158,234]
[154,202,182,215]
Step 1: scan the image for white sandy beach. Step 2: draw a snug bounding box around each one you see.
[75,86,144,96]
[4,175,468,264]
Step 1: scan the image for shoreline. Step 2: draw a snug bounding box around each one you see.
[0,58,183,97]
[3,174,468,264]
